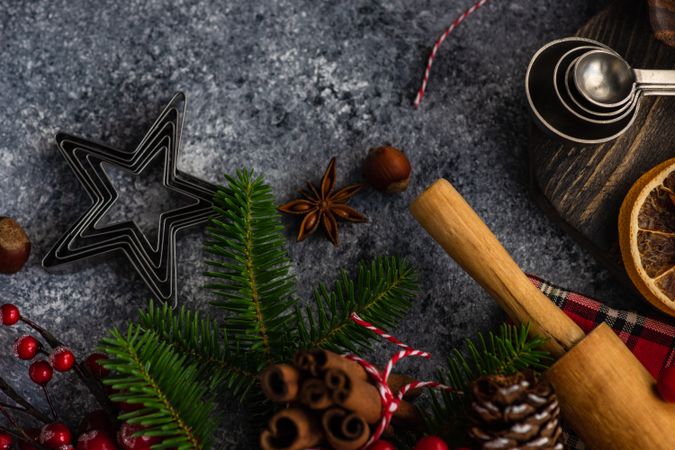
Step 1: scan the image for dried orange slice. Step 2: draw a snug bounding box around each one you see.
[619,158,675,317]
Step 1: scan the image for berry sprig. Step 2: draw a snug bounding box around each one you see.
[17,310,114,417]
[2,303,96,425]
[1,303,164,450]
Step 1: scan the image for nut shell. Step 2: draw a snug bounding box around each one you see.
[0,217,31,274]
[363,146,411,193]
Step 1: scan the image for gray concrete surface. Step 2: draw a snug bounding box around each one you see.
[1,0,641,447]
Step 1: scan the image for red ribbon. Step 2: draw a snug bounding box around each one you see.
[344,313,456,447]
[414,0,490,108]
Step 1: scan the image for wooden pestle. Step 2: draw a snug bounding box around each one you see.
[411,179,675,450]
[410,179,584,357]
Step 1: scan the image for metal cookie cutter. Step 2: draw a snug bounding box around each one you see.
[42,92,218,304]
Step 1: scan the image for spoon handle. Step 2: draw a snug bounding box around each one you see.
[637,83,675,96]
[641,89,675,96]
[634,69,675,89]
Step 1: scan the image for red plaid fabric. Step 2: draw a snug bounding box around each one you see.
[529,275,675,450]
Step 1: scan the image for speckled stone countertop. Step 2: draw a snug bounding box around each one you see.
[0,0,638,447]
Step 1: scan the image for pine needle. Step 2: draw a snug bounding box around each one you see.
[99,326,218,449]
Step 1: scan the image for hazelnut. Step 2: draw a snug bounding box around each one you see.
[363,146,412,193]
[0,217,31,274]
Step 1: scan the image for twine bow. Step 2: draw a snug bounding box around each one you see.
[343,313,456,447]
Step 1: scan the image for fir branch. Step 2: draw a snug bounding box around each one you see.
[99,326,217,450]
[204,170,296,362]
[424,323,551,445]
[100,170,423,448]
[137,301,260,400]
[297,256,419,354]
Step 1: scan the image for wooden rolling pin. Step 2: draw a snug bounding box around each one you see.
[411,179,675,450]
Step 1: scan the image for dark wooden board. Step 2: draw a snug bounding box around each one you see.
[529,0,675,287]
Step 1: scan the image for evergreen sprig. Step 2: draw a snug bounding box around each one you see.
[297,256,419,354]
[137,302,259,399]
[424,323,551,445]
[203,170,297,362]
[98,169,421,448]
[99,326,218,450]
[97,168,556,449]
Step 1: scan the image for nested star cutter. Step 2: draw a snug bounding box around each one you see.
[42,92,218,304]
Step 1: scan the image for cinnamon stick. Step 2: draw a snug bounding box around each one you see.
[260,364,300,403]
[295,349,367,381]
[321,407,370,450]
[296,349,419,398]
[392,399,425,431]
[326,368,381,424]
[327,368,422,426]
[298,378,333,410]
[385,372,422,400]
[260,408,323,450]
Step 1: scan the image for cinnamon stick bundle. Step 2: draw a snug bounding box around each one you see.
[260,364,301,403]
[322,407,370,450]
[261,349,425,448]
[260,407,323,450]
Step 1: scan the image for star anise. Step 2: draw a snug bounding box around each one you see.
[279,157,367,246]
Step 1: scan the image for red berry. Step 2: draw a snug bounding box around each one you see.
[75,430,119,450]
[117,423,160,450]
[414,436,449,450]
[85,353,110,378]
[29,360,53,385]
[50,347,76,372]
[79,410,116,436]
[40,423,72,448]
[15,335,40,360]
[0,433,13,450]
[0,303,20,325]
[368,440,396,450]
[657,364,675,402]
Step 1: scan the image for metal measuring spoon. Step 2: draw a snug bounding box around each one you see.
[554,46,637,124]
[574,49,675,108]
[565,57,638,117]
[526,38,637,144]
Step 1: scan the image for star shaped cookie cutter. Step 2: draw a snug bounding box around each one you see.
[42,92,218,304]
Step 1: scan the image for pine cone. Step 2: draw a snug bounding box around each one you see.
[467,371,563,450]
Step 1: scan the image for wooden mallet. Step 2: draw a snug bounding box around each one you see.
[410,179,675,450]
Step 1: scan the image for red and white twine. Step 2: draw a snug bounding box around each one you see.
[344,313,456,447]
[414,0,490,108]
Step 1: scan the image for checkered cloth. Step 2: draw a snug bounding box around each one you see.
[530,275,675,450]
